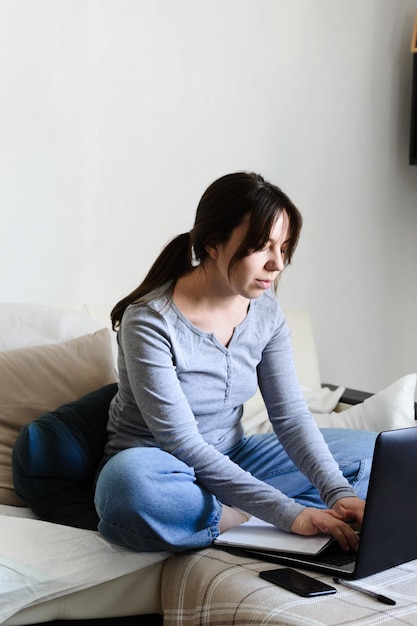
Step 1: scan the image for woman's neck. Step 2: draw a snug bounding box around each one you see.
[173,267,249,347]
[175,265,248,307]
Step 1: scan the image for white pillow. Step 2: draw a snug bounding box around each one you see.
[313,374,416,432]
[0,303,105,351]
[242,375,416,435]
[242,386,345,435]
[302,386,345,413]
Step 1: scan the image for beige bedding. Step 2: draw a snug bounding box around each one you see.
[161,547,417,625]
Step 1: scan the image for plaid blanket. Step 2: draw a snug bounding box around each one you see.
[161,547,417,625]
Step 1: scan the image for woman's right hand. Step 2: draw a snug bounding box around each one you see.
[290,507,359,552]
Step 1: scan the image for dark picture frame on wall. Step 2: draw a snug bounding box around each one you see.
[410,13,417,165]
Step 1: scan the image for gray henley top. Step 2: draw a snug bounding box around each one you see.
[105,285,356,531]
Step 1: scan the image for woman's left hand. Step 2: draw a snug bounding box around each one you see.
[332,496,366,526]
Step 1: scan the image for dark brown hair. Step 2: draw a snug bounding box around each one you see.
[111,172,302,329]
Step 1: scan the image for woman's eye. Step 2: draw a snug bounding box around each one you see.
[255,243,287,255]
[254,244,269,253]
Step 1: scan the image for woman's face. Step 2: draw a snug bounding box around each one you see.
[209,211,290,299]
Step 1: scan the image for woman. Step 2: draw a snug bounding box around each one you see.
[95,172,376,553]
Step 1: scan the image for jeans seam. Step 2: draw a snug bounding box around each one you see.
[346,458,367,489]
[207,502,223,541]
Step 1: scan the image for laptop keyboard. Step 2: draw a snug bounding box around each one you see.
[314,543,356,567]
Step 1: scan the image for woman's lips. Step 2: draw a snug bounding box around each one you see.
[256,279,272,289]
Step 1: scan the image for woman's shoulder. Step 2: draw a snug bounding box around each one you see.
[122,283,173,325]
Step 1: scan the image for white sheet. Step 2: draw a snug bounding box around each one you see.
[0,516,168,623]
[0,505,38,519]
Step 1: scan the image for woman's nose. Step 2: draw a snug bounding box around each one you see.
[266,251,285,272]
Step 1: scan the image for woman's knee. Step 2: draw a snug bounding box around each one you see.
[95,448,189,517]
[320,428,378,499]
[320,428,377,464]
[94,447,221,552]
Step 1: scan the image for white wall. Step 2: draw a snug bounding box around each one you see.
[1,0,416,396]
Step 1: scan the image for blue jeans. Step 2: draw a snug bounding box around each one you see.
[94,428,377,553]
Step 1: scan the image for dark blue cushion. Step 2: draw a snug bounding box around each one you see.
[12,383,118,530]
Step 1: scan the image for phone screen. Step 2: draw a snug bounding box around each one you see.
[259,567,336,597]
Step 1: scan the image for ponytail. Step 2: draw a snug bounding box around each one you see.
[111,232,192,330]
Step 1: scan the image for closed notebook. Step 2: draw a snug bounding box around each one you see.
[215,515,332,555]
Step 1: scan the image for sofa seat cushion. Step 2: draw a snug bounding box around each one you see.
[12,383,118,530]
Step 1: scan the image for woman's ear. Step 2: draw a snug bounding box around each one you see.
[205,240,219,260]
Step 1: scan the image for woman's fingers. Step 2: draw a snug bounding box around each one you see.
[290,508,360,552]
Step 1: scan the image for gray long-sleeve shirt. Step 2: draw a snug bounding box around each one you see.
[106,285,356,531]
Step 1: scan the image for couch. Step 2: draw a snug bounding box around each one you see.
[0,302,416,626]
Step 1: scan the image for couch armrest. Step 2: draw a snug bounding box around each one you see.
[323,383,417,420]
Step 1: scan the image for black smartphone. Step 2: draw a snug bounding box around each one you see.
[259,567,336,597]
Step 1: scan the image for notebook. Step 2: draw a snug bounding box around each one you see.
[215,515,333,555]
[222,428,417,579]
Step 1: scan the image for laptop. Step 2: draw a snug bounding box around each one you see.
[241,427,417,579]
